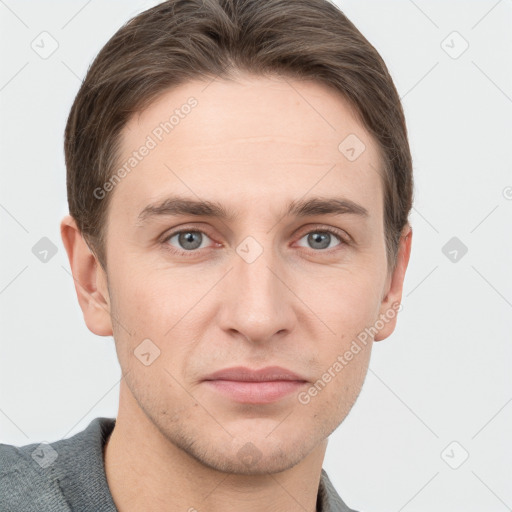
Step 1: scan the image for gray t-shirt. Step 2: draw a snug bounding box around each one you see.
[0,417,359,512]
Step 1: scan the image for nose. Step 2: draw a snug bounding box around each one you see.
[216,240,296,345]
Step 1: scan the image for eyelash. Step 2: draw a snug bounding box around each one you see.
[161,225,349,258]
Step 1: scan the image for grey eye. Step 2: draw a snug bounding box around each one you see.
[168,231,209,251]
[297,231,342,251]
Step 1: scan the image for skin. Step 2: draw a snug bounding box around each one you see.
[61,73,412,512]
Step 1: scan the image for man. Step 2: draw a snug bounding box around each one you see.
[0,0,413,510]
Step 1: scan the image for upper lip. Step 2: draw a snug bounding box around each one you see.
[203,366,307,382]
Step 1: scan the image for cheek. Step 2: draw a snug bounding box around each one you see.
[111,262,177,325]
[108,264,206,379]
[305,269,382,400]
[316,270,384,339]
[296,342,371,441]
[107,268,168,361]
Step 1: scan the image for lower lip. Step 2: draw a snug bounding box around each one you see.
[203,380,307,404]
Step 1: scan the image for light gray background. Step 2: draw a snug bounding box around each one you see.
[1,1,511,510]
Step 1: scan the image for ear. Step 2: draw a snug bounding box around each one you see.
[60,214,113,337]
[374,224,413,342]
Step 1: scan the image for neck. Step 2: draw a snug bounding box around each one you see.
[104,382,327,512]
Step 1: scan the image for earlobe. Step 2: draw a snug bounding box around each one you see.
[374,225,413,342]
[60,215,113,337]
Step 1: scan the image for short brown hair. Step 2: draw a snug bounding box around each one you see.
[64,0,413,272]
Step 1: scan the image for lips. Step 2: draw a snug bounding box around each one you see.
[202,366,308,404]
[202,365,308,383]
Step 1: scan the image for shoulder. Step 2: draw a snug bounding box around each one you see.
[0,417,116,512]
[0,438,70,511]
[319,468,361,512]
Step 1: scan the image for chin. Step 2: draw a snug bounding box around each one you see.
[179,427,320,476]
[193,443,309,475]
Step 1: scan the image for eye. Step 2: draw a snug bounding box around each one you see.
[161,225,348,258]
[163,229,214,255]
[295,227,346,251]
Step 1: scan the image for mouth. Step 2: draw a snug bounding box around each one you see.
[202,366,308,404]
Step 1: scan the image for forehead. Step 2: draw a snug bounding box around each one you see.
[113,74,384,222]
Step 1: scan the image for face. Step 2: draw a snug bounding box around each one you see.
[67,73,411,475]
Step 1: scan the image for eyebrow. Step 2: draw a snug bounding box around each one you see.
[136,195,369,226]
